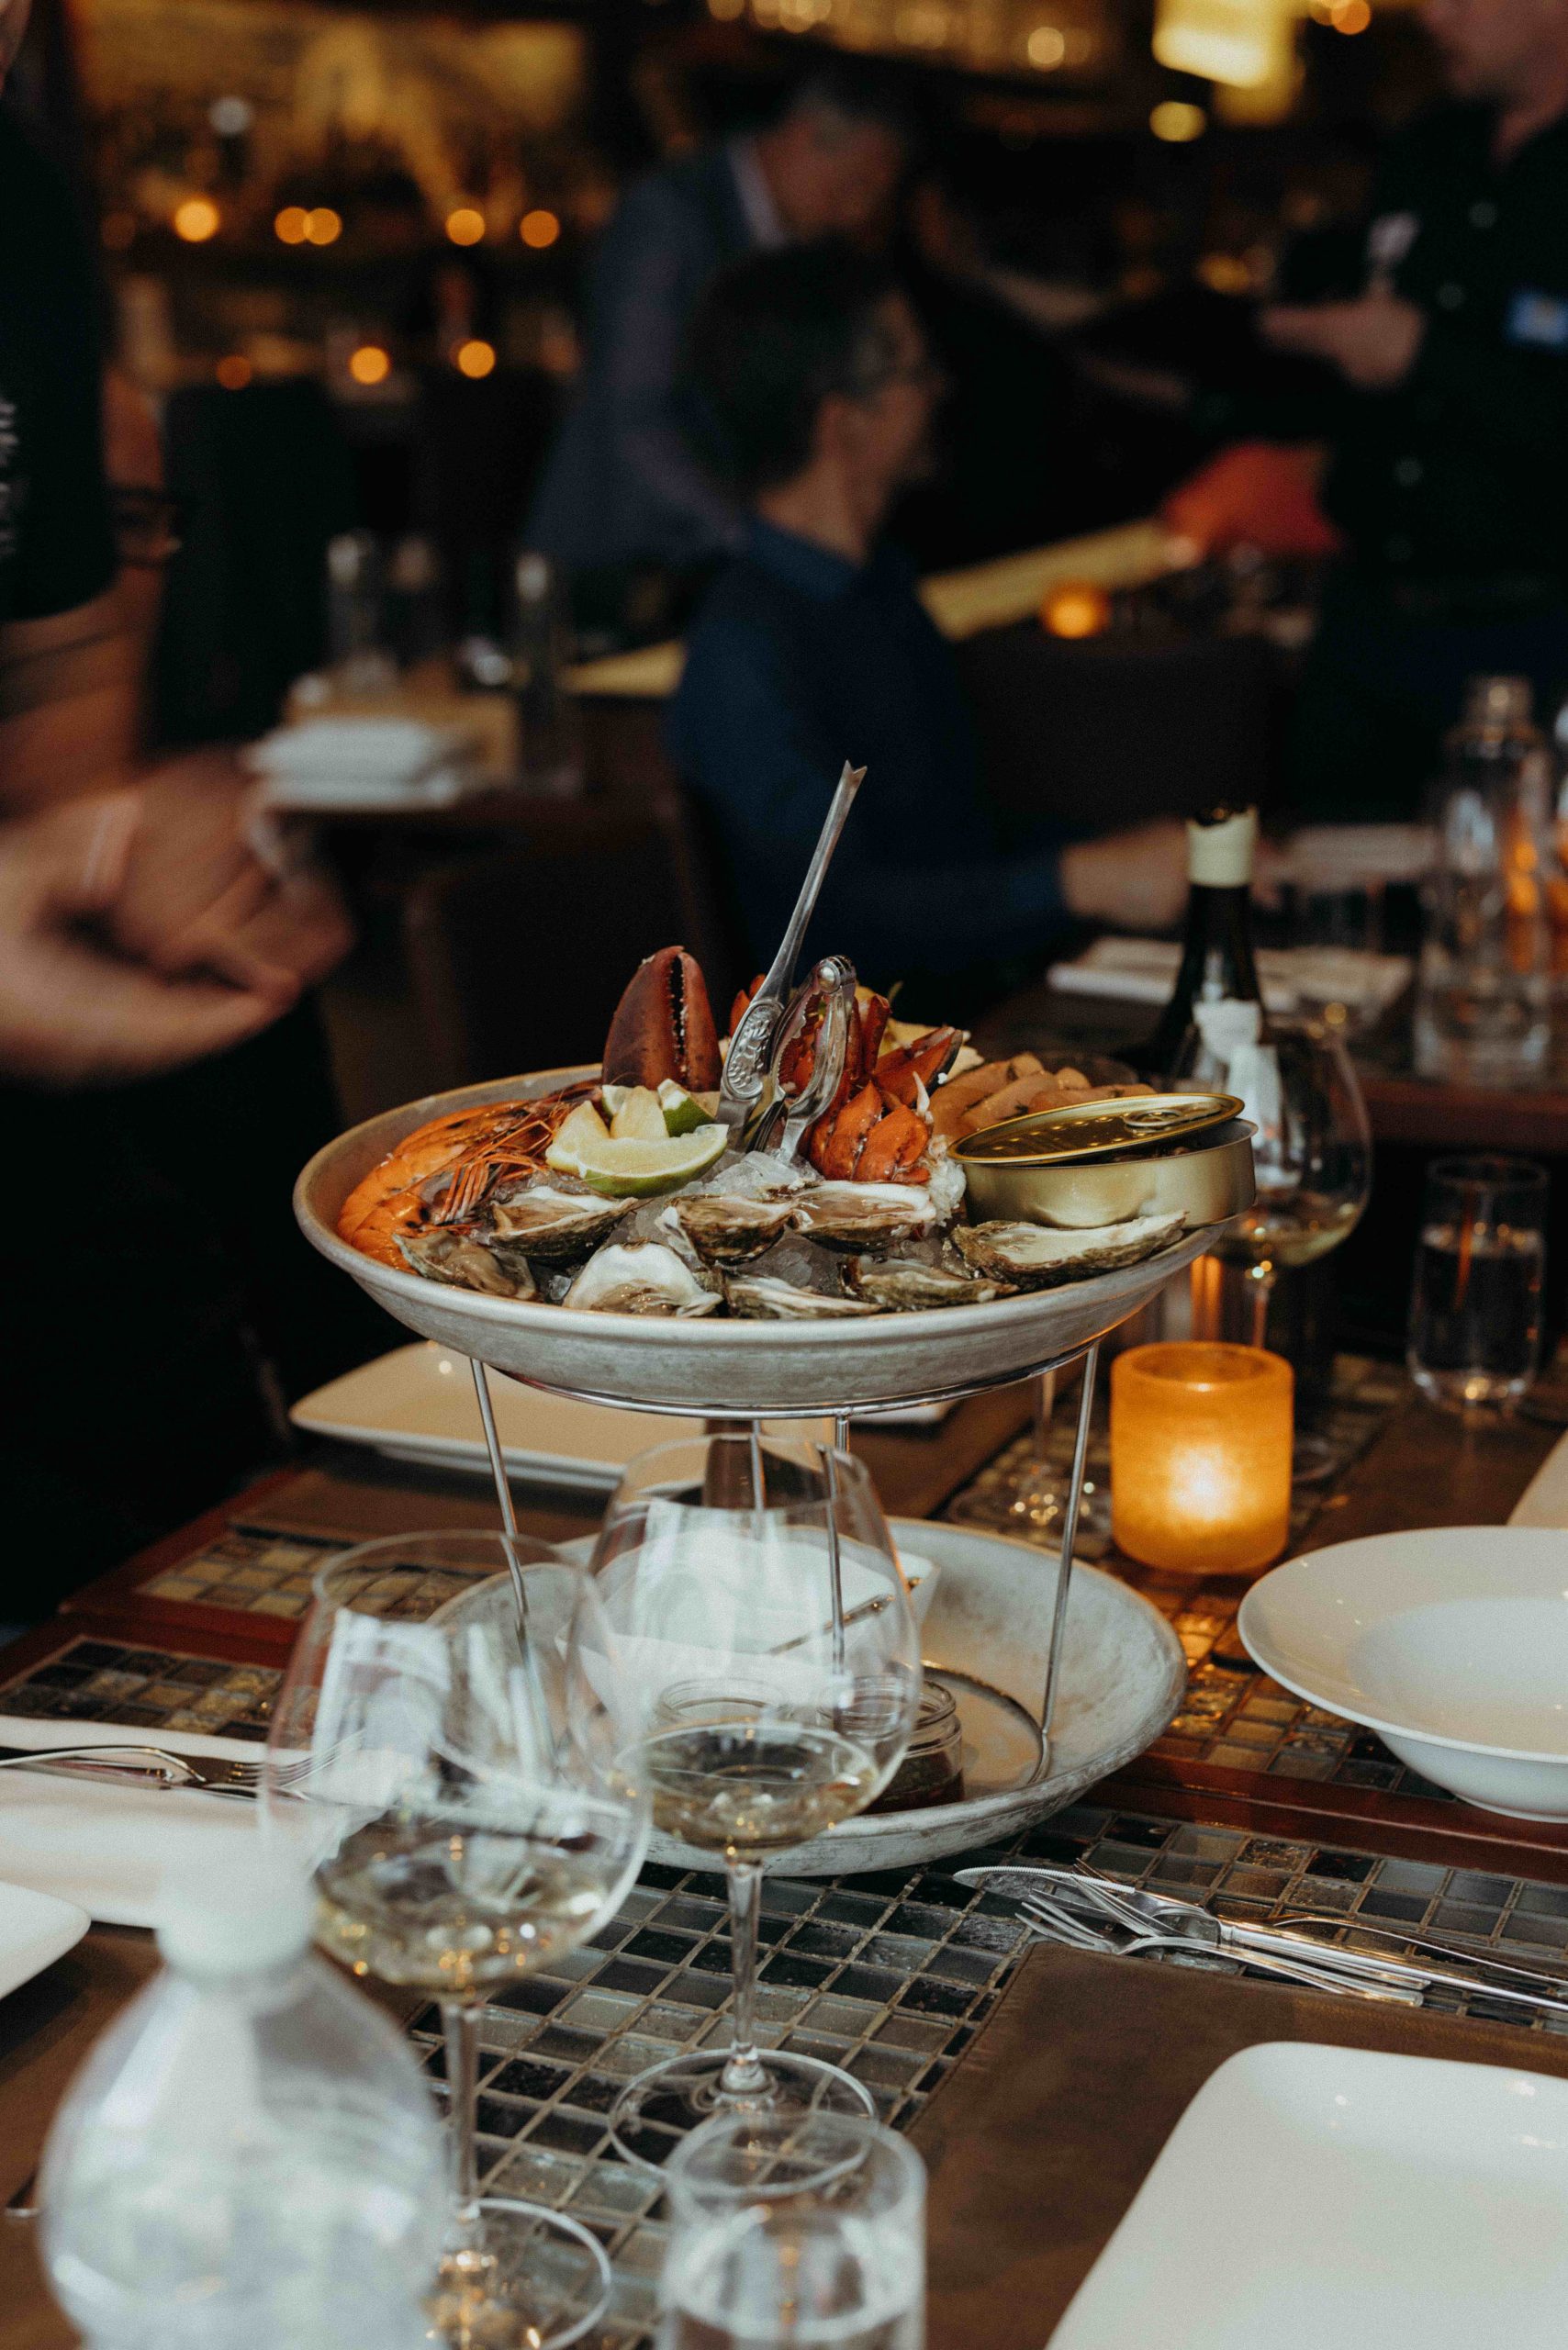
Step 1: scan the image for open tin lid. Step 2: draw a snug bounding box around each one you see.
[954,1091,1243,1166]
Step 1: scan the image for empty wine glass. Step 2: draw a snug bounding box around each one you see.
[574,1432,922,2161]
[262,1532,650,2350]
[947,1367,1111,1551]
[1207,1012,1372,1480]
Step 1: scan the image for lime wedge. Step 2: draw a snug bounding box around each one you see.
[658,1080,711,1136]
[560,1124,729,1198]
[600,1084,633,1120]
[608,1086,668,1143]
[544,1101,610,1174]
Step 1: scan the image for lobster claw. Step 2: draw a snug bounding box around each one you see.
[745,957,858,1162]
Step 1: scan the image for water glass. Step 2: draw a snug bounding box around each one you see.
[1407,1156,1547,1409]
[657,2110,925,2350]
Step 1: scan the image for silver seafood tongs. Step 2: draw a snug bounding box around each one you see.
[746,957,858,1161]
[717,761,866,1146]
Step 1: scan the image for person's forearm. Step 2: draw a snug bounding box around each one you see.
[0,590,142,815]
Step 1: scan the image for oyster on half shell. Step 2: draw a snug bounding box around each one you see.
[845,1257,1007,1312]
[723,1275,879,1320]
[664,1194,797,1268]
[793,1183,935,1255]
[564,1242,720,1317]
[488,1186,633,1264]
[397,1227,534,1299]
[953,1211,1186,1287]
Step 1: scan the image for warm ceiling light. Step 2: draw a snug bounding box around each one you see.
[173,196,220,242]
[455,339,497,379]
[520,208,561,250]
[1149,98,1208,140]
[1331,1,1370,28]
[305,207,342,246]
[1027,24,1066,65]
[349,344,391,386]
[446,207,486,247]
[274,206,309,245]
[216,353,252,390]
[1041,579,1113,638]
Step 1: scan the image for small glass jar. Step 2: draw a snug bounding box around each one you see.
[869,1677,964,1813]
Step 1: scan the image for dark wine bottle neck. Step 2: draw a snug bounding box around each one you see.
[1142,882,1262,1075]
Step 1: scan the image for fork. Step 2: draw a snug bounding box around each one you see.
[1016,1891,1426,2005]
[0,1744,311,1801]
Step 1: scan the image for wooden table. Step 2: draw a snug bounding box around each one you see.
[3,1388,1563,2347]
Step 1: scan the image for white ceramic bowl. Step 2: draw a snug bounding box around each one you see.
[295,1069,1221,1418]
[1238,1525,1568,1819]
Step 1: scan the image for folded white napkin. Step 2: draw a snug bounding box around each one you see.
[1049,936,1413,1022]
[246,716,487,811]
[0,1716,264,1928]
[1510,1433,1568,1528]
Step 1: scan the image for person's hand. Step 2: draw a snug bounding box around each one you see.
[1058,820,1190,932]
[106,748,351,996]
[0,794,300,1085]
[1260,286,1426,392]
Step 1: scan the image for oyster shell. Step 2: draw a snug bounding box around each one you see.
[564,1243,720,1317]
[488,1186,633,1264]
[792,1183,935,1255]
[397,1227,534,1299]
[724,1275,880,1320]
[844,1257,1006,1312]
[664,1194,797,1268]
[953,1211,1186,1287]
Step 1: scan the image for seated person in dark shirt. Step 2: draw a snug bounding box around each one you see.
[666,243,1186,1016]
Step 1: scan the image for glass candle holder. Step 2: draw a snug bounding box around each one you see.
[1111,1343,1293,1575]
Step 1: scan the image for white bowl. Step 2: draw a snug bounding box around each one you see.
[294,1069,1220,1418]
[1238,1526,1568,1819]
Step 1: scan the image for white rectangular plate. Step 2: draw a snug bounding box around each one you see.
[1050,2040,1568,2350]
[292,1344,946,1489]
[0,1879,89,1999]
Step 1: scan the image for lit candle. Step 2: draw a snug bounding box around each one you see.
[1111,1342,1293,1575]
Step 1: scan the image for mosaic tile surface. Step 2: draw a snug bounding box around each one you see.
[0,1635,282,1740]
[139,1526,341,1618]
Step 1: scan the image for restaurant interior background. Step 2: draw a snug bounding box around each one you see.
[5,0,1545,1588]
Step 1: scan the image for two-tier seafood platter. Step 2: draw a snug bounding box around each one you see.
[297,944,1245,1418]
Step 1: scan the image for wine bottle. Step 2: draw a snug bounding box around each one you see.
[1141,805,1265,1081]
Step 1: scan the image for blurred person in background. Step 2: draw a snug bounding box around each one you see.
[0,0,369,1611]
[526,64,913,638]
[669,244,1187,1024]
[1260,0,1568,814]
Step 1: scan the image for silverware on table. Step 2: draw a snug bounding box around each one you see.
[1009,1886,1425,2005]
[958,1863,1568,2018]
[0,1743,288,1801]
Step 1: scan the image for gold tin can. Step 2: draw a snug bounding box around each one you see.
[956,1094,1256,1231]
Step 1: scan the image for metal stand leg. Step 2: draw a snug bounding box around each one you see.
[1037,1341,1100,1761]
[469,1358,530,1628]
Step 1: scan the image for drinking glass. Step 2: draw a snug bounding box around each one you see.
[947,1367,1110,1551]
[657,2109,925,2350]
[1407,1156,1547,1410]
[1207,1013,1372,1479]
[575,1433,921,2158]
[263,1532,650,2350]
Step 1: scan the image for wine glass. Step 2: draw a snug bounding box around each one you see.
[573,1432,922,2161]
[1207,1012,1372,1478]
[947,1367,1111,1551]
[262,1532,650,2350]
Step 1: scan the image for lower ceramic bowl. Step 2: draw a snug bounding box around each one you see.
[1238,1525,1568,1819]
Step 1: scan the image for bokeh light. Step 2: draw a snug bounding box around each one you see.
[455,339,497,379]
[173,196,220,242]
[1026,25,1066,66]
[216,354,253,390]
[1149,99,1208,141]
[446,207,487,247]
[1041,579,1113,639]
[305,207,342,246]
[1331,1,1371,29]
[274,206,309,245]
[520,208,561,250]
[349,344,391,386]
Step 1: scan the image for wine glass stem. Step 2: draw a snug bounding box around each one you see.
[720,1859,768,2098]
[1249,1262,1276,1350]
[1031,1371,1057,1465]
[442,1995,485,2243]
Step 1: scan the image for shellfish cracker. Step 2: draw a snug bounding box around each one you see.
[338,945,1174,1317]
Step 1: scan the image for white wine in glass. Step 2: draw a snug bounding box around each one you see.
[263,1532,649,2350]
